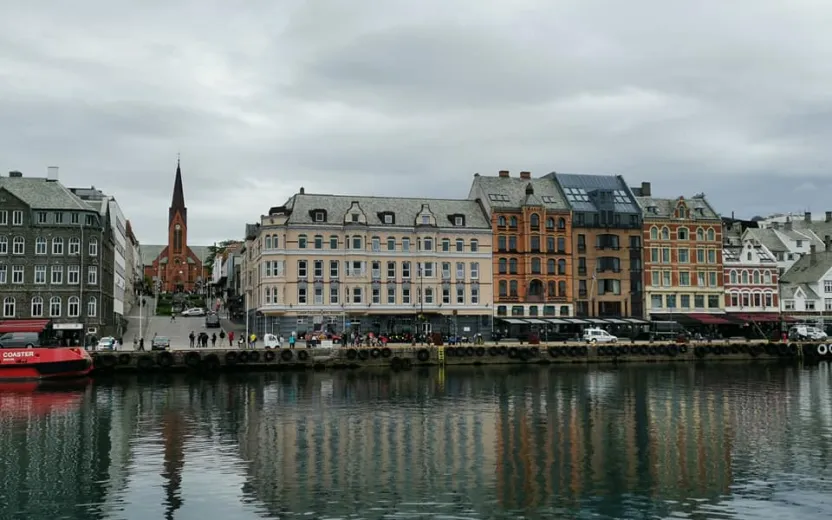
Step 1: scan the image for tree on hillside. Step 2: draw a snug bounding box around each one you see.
[205,239,240,270]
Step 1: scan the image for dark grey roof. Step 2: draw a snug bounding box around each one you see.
[0,176,91,211]
[743,228,788,252]
[467,174,569,215]
[545,172,640,213]
[635,195,720,221]
[280,193,490,229]
[780,251,832,284]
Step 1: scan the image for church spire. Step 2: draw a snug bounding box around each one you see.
[169,157,187,226]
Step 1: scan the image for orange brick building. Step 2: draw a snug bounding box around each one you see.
[469,171,573,331]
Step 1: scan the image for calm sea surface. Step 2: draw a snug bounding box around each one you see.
[1,363,831,519]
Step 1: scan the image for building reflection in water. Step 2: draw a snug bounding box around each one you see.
[0,364,829,519]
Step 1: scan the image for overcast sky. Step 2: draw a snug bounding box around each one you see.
[3,1,832,245]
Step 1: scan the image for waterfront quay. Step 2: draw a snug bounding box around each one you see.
[89,339,832,373]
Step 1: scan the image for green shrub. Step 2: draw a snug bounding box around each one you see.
[156,304,173,316]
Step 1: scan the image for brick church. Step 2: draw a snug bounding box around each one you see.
[142,161,210,293]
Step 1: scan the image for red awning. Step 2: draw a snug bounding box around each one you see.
[688,313,734,325]
[0,319,51,334]
[731,313,782,322]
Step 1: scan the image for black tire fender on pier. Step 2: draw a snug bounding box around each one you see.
[381,347,392,358]
[203,354,221,370]
[694,346,706,358]
[281,349,294,361]
[465,347,475,357]
[498,346,508,356]
[184,352,201,368]
[416,349,430,362]
[346,349,357,360]
[298,350,310,361]
[529,347,539,357]
[137,355,154,370]
[667,344,679,356]
[117,354,132,365]
[370,348,381,358]
[157,352,174,368]
[475,347,486,357]
[547,347,558,357]
[507,347,519,359]
[357,349,369,361]
[263,350,276,362]
[578,346,588,356]
[787,343,798,356]
[489,347,500,356]
[777,343,789,356]
[248,351,261,363]
[98,354,117,368]
[679,345,688,354]
[237,351,250,363]
[225,352,238,365]
[518,349,531,361]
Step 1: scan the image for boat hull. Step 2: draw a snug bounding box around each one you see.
[0,347,93,381]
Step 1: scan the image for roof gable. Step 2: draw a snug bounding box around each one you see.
[636,195,720,220]
[546,172,640,214]
[468,174,568,214]
[0,176,90,211]
[780,251,832,284]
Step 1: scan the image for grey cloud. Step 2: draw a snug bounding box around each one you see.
[2,0,832,244]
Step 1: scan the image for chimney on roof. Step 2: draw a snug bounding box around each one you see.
[8,171,22,178]
[811,244,817,265]
[473,173,479,177]
[299,186,305,195]
[47,166,58,181]
[772,221,780,230]
[784,220,792,231]
[826,236,831,252]
[519,171,531,180]
[826,211,831,223]
[640,181,651,196]
[805,211,812,222]
[498,170,509,178]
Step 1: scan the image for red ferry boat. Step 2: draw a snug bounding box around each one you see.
[0,319,92,381]
[0,347,93,381]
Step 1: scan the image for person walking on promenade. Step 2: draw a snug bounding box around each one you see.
[170,313,176,322]
[228,330,235,347]
[219,330,226,343]
[138,337,145,351]
[189,331,195,348]
[288,334,296,349]
[211,333,217,347]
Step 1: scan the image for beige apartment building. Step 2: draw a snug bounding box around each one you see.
[241,188,494,339]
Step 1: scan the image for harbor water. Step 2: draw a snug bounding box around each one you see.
[1,364,831,519]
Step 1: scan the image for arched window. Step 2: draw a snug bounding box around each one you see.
[35,237,47,254]
[509,258,518,274]
[68,237,80,255]
[730,271,737,284]
[0,236,7,254]
[87,296,97,317]
[678,227,689,240]
[696,228,704,241]
[558,280,566,296]
[558,218,566,230]
[558,259,566,275]
[547,259,556,274]
[12,236,24,255]
[298,234,308,248]
[49,296,61,317]
[547,281,556,296]
[470,239,479,252]
[707,228,715,241]
[661,227,670,240]
[265,235,272,249]
[650,227,658,240]
[455,239,464,252]
[546,218,555,230]
[68,296,80,317]
[2,297,15,317]
[314,235,324,249]
[498,280,507,296]
[741,271,749,284]
[509,216,517,228]
[531,258,541,274]
[272,235,279,248]
[530,214,540,229]
[31,296,43,317]
[753,271,760,284]
[509,280,518,296]
[498,258,507,274]
[52,237,64,255]
[498,216,506,227]
[763,271,772,284]
[441,238,450,251]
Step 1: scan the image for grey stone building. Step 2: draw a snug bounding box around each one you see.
[0,169,116,344]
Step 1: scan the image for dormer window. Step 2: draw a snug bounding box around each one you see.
[421,215,430,225]
[314,212,325,222]
[384,214,393,224]
[378,212,395,225]
[351,214,359,223]
[448,214,465,227]
[454,216,463,226]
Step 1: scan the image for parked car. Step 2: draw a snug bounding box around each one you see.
[583,328,618,343]
[96,337,116,351]
[152,336,171,351]
[181,307,206,317]
[0,332,41,348]
[205,314,221,328]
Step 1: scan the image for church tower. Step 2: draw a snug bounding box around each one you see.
[166,159,189,291]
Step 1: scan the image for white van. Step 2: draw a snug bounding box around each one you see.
[582,328,618,343]
[263,333,281,349]
[789,325,827,341]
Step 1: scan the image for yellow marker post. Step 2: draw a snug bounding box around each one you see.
[437,346,445,364]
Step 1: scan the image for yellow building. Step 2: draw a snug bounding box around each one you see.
[241,188,494,338]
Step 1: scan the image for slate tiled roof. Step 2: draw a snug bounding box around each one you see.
[635,195,720,220]
[467,174,569,214]
[744,228,788,253]
[279,193,490,229]
[0,176,91,210]
[545,172,640,213]
[780,251,832,284]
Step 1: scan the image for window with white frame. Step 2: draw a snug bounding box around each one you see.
[314,260,324,278]
[387,285,396,304]
[456,239,464,252]
[0,266,6,284]
[402,238,410,252]
[52,237,64,255]
[423,238,433,251]
[87,266,97,285]
[371,237,380,252]
[0,211,6,225]
[330,260,339,278]
[49,296,61,317]
[298,260,307,278]
[709,272,717,287]
[31,297,43,317]
[67,265,80,284]
[424,287,434,303]
[352,287,362,304]
[314,286,324,304]
[87,297,97,317]
[329,286,339,304]
[0,236,7,254]
[442,286,450,304]
[807,301,816,311]
[51,266,63,284]
[12,210,23,225]
[298,287,307,304]
[442,262,451,278]
[456,284,465,304]
[456,262,465,279]
[784,299,795,310]
[402,262,411,279]
[372,287,380,304]
[651,271,660,286]
[35,237,46,255]
[470,262,479,279]
[386,261,395,278]
[764,293,773,308]
[423,262,434,277]
[2,297,14,317]
[34,265,46,284]
[824,280,832,293]
[371,261,380,278]
[68,237,80,255]
[12,266,23,284]
[825,298,832,311]
[68,296,80,317]
[697,272,706,287]
[12,237,24,255]
[402,287,411,304]
[471,286,479,304]
[470,240,478,252]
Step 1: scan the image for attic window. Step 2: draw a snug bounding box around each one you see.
[351,214,359,223]
[541,196,556,203]
[647,206,658,214]
[612,190,629,204]
[384,214,393,224]
[421,215,430,225]
[454,216,463,226]
[488,194,510,202]
[314,212,325,222]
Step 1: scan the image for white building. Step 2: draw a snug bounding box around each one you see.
[743,224,819,274]
[779,240,832,314]
[722,236,780,315]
